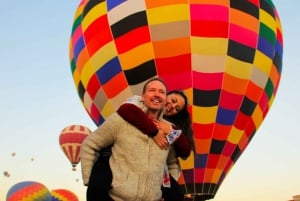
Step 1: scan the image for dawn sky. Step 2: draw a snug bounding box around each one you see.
[0,1,299,200]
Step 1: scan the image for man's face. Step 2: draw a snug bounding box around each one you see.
[142,80,167,112]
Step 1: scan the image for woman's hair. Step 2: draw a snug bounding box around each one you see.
[164,90,195,151]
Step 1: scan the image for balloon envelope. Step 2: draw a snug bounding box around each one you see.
[6,181,51,201]
[50,189,79,201]
[69,0,283,200]
[59,125,91,171]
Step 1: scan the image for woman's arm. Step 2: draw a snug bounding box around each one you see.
[117,103,158,137]
[118,102,192,157]
[172,131,192,159]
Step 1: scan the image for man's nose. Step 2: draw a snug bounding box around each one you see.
[154,90,160,96]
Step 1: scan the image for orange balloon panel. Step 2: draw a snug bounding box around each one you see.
[69,0,283,200]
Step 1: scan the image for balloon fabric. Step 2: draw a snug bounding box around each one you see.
[6,181,51,201]
[59,125,91,171]
[69,0,283,200]
[50,189,79,201]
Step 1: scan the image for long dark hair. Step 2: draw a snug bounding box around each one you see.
[163,90,195,151]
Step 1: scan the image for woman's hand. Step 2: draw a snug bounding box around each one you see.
[153,129,169,150]
[153,120,172,135]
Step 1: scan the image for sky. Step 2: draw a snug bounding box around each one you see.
[0,1,299,201]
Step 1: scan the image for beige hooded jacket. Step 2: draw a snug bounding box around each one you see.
[80,112,175,201]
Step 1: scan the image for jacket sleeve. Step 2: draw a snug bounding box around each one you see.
[117,103,158,137]
[172,125,192,160]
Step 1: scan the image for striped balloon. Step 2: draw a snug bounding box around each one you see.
[69,0,283,200]
[6,181,51,201]
[59,125,91,171]
[50,189,79,201]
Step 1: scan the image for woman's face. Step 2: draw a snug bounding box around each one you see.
[164,93,185,116]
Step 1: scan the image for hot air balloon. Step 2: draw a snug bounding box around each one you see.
[50,189,79,201]
[3,171,10,178]
[6,181,51,201]
[59,125,91,171]
[69,0,283,200]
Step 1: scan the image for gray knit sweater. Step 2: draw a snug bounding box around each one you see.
[80,112,175,201]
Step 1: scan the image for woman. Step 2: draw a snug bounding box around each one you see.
[87,90,194,201]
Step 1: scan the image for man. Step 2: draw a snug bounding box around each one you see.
[80,77,173,201]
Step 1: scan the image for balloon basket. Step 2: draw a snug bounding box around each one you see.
[184,193,214,201]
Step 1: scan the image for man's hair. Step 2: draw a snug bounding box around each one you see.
[142,77,167,93]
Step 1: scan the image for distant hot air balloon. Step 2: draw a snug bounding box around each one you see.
[69,0,283,200]
[3,171,10,178]
[59,125,91,171]
[6,181,51,201]
[11,152,16,157]
[50,189,79,201]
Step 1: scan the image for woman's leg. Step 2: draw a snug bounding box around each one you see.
[86,152,113,201]
[162,175,184,201]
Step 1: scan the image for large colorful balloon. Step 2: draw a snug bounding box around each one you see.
[59,125,91,171]
[69,0,283,200]
[50,189,79,201]
[6,181,51,201]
